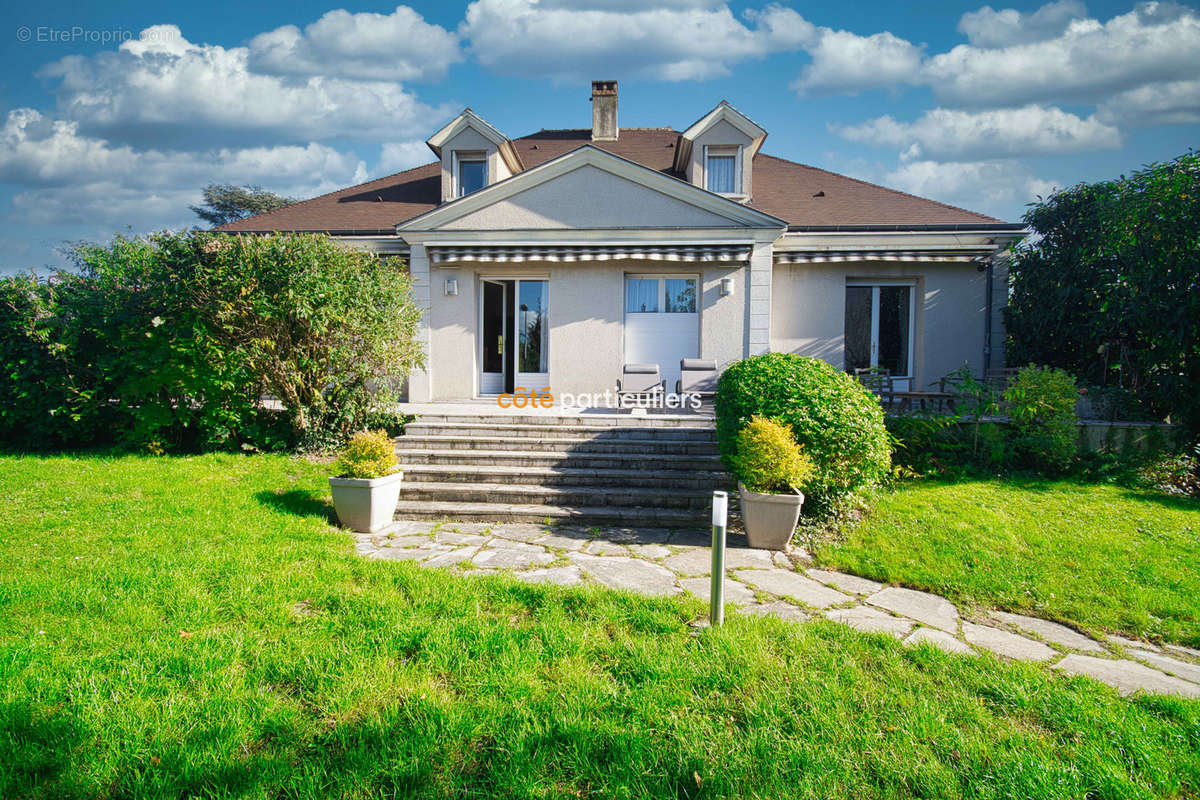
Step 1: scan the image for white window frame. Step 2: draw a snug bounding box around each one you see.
[625,274,699,315]
[453,151,488,197]
[703,145,743,197]
[845,279,916,380]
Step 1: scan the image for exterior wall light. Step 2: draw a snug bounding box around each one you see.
[444,277,459,296]
[720,277,735,296]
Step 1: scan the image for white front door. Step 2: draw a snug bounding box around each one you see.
[624,274,699,393]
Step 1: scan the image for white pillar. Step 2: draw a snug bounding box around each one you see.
[747,240,772,356]
[407,244,433,402]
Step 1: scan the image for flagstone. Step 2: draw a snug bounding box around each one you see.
[825,605,913,639]
[738,569,851,609]
[1056,655,1200,698]
[962,622,1057,662]
[991,611,1105,653]
[905,627,975,655]
[866,587,959,633]
[806,569,885,596]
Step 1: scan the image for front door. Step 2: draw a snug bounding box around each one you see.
[480,278,550,396]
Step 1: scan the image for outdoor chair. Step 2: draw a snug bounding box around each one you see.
[617,363,665,396]
[854,368,895,406]
[676,358,719,395]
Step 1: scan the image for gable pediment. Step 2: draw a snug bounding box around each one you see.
[397,146,785,233]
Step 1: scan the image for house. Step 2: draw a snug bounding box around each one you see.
[221,81,1027,403]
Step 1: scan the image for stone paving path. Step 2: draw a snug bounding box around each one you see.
[355,521,1200,700]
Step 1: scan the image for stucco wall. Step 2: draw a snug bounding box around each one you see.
[686,119,754,198]
[770,261,989,389]
[425,259,748,399]
[440,165,735,230]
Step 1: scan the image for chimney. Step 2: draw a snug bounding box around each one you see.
[591,80,618,141]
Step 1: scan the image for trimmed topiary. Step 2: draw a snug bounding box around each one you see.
[715,353,891,517]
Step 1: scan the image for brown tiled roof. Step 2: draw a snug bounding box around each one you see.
[218,127,1002,233]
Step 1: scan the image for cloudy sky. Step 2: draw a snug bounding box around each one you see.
[2,0,1197,274]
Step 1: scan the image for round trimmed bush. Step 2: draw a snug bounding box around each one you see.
[715,353,891,517]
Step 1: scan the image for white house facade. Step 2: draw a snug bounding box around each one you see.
[223,81,1027,402]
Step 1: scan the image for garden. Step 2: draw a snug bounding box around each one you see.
[2,153,1199,796]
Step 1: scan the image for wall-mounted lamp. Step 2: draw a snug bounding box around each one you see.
[720,277,735,296]
[444,277,459,296]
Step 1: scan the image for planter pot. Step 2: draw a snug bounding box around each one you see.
[738,482,804,551]
[329,471,404,533]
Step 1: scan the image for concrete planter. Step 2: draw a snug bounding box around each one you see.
[329,471,404,533]
[738,482,804,551]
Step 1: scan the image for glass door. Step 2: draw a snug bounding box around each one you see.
[515,279,549,392]
[480,280,507,395]
[844,282,914,388]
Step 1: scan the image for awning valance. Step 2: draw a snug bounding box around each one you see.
[775,250,990,264]
[428,244,752,265]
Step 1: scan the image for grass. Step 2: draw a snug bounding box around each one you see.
[815,477,1200,647]
[0,453,1197,798]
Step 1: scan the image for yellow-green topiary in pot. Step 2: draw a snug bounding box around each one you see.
[732,416,815,550]
[329,430,404,532]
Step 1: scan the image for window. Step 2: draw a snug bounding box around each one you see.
[625,276,698,314]
[705,146,739,194]
[517,280,548,374]
[456,153,487,196]
[844,283,913,377]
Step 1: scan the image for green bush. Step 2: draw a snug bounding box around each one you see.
[1004,365,1079,472]
[1006,150,1200,433]
[336,430,400,479]
[0,231,423,453]
[731,416,815,494]
[715,353,891,517]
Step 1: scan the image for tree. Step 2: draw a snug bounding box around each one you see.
[190,184,295,227]
[1005,151,1200,432]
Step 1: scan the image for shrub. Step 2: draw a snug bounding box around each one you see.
[715,353,891,517]
[1004,365,1079,472]
[1006,150,1200,434]
[335,430,399,479]
[1137,443,1200,498]
[0,231,423,453]
[731,416,815,494]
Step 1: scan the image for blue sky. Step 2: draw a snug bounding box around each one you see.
[2,0,1197,273]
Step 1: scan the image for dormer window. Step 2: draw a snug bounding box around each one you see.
[456,152,487,197]
[705,146,740,195]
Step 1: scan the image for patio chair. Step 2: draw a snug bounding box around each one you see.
[853,367,894,406]
[617,363,665,396]
[676,358,719,395]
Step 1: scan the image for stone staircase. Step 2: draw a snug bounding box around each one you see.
[393,413,731,527]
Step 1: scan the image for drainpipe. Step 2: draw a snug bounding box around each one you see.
[982,257,994,374]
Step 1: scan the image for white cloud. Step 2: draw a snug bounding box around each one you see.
[377,141,435,175]
[834,105,1122,160]
[248,6,462,82]
[885,159,1059,216]
[1097,79,1200,126]
[0,108,367,228]
[460,0,813,81]
[40,25,453,147]
[957,0,1088,47]
[925,2,1200,106]
[791,29,924,95]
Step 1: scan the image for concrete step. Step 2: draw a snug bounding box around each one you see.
[410,413,715,429]
[402,463,731,490]
[397,434,722,456]
[393,499,705,527]
[396,448,725,471]
[397,481,714,511]
[403,421,716,442]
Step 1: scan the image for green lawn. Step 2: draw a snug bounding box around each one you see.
[816,477,1200,647]
[2,454,1198,799]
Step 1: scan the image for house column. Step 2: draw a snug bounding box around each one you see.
[407,243,433,402]
[747,240,772,356]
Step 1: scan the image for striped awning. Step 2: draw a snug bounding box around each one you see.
[428,244,752,265]
[775,250,991,264]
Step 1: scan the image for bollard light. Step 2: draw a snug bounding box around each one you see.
[710,490,728,627]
